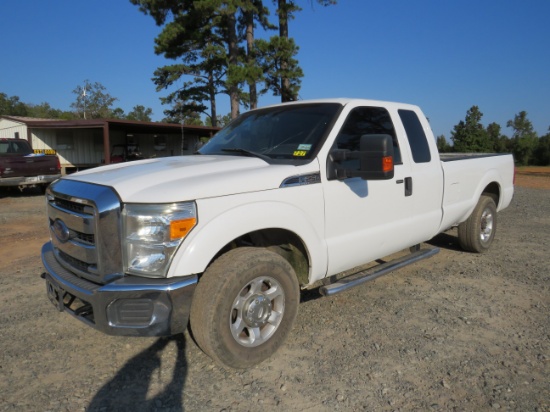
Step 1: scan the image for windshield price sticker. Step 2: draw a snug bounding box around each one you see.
[293,144,311,157]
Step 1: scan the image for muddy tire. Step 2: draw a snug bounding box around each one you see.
[190,247,300,369]
[458,195,497,253]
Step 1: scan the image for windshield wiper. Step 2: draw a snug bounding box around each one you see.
[221,148,271,163]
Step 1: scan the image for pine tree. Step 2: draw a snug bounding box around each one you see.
[240,0,273,109]
[436,135,451,153]
[275,0,300,101]
[130,0,337,120]
[135,0,226,125]
[272,0,336,101]
[507,111,538,165]
[255,36,302,100]
[486,122,510,153]
[451,106,492,153]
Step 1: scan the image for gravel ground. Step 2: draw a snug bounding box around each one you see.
[0,185,548,412]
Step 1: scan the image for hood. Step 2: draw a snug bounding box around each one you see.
[65,155,316,203]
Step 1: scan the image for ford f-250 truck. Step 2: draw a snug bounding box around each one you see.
[0,138,61,191]
[41,99,514,368]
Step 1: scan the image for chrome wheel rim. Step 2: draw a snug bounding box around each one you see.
[480,207,494,243]
[230,276,285,347]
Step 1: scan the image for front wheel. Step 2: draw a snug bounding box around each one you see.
[190,247,300,369]
[458,195,497,253]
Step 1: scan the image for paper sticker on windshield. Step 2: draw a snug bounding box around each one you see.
[297,144,312,150]
[293,150,307,157]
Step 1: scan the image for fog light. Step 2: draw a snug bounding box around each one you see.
[108,299,154,327]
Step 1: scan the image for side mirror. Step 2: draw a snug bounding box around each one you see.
[330,134,395,180]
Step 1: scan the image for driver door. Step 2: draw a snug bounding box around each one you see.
[323,106,416,276]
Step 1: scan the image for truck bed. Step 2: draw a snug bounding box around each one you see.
[438,152,514,232]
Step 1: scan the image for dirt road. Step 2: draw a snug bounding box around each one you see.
[0,181,548,411]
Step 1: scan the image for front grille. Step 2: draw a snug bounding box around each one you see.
[57,249,93,274]
[52,198,94,215]
[74,230,95,245]
[47,179,124,284]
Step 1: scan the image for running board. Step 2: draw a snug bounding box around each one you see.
[319,247,440,296]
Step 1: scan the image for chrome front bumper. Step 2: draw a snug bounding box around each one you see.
[41,242,197,337]
[0,174,60,187]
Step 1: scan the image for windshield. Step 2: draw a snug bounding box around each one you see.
[198,103,342,162]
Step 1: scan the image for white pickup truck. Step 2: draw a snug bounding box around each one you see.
[41,99,514,368]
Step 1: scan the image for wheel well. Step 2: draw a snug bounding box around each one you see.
[482,182,500,207]
[210,229,310,286]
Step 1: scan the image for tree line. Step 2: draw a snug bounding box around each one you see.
[0,80,228,126]
[437,105,550,166]
[0,83,154,123]
[3,89,549,165]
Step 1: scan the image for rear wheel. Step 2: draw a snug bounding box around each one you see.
[458,195,497,253]
[190,247,300,369]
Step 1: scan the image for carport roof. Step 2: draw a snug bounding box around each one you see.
[1,116,220,135]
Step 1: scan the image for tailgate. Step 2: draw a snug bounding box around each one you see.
[0,154,58,178]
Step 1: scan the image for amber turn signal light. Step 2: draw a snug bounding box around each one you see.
[382,156,394,172]
[170,217,197,241]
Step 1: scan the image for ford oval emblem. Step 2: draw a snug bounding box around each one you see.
[52,219,70,243]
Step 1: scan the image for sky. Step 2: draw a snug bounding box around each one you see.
[1,0,549,139]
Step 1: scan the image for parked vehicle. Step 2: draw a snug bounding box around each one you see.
[41,99,514,368]
[109,143,144,163]
[0,138,61,191]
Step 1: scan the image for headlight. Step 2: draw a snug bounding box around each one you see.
[122,202,197,277]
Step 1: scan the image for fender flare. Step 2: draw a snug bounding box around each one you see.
[458,168,503,224]
[167,201,327,284]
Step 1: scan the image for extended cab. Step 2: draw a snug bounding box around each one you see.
[41,99,514,368]
[0,138,61,190]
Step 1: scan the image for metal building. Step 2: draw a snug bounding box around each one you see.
[0,116,219,174]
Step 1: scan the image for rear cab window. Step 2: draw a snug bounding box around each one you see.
[0,139,32,155]
[398,109,431,163]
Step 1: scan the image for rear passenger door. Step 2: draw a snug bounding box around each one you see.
[397,108,443,239]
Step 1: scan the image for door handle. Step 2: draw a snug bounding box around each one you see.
[405,177,413,196]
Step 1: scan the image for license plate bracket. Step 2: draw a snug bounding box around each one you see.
[46,279,65,312]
